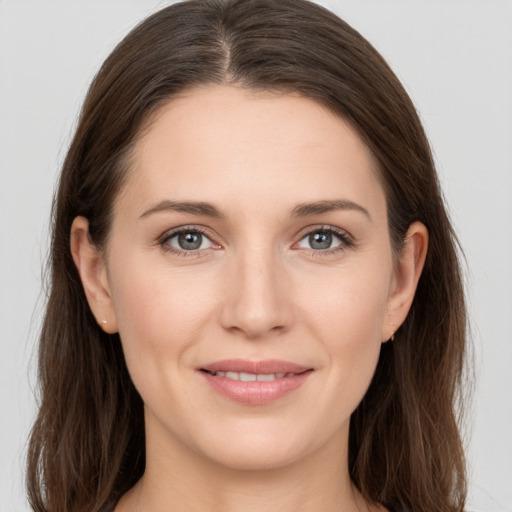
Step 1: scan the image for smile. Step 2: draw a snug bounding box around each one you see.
[199,359,313,405]
[203,370,296,381]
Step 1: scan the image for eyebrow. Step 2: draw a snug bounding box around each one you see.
[139,200,224,219]
[139,198,370,220]
[291,200,371,219]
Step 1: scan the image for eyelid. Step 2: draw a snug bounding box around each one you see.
[156,223,354,257]
[158,225,222,256]
[292,225,355,253]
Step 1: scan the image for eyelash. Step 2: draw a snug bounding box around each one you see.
[159,226,217,258]
[158,225,354,257]
[294,225,354,257]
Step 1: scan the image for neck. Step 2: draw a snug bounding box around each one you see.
[116,415,379,512]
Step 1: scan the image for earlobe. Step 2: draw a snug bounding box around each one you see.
[382,221,428,342]
[70,216,118,334]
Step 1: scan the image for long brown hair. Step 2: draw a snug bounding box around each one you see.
[27,1,469,511]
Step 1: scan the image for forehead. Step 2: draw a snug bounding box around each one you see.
[116,85,386,220]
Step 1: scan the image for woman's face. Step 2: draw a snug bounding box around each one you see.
[84,86,418,471]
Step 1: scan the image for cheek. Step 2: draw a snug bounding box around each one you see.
[107,255,218,385]
[300,262,390,341]
[296,262,390,391]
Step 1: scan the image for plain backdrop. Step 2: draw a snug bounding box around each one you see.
[1,1,511,511]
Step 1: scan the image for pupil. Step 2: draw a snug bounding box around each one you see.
[178,232,202,250]
[310,232,332,250]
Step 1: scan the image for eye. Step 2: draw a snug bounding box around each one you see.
[295,227,352,252]
[162,228,216,253]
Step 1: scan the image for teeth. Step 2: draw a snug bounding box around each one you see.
[208,371,292,381]
[256,373,275,381]
[240,372,257,382]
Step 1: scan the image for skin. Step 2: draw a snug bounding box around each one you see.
[71,85,428,512]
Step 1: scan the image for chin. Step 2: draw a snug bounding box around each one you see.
[206,445,304,472]
[192,425,322,472]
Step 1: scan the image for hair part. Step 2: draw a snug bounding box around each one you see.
[27,1,469,511]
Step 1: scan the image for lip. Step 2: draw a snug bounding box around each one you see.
[198,359,313,405]
[200,359,311,374]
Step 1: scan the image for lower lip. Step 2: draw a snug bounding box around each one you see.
[200,371,313,405]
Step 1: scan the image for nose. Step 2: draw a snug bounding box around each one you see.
[219,247,292,340]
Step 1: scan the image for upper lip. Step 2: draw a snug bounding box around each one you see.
[199,359,312,374]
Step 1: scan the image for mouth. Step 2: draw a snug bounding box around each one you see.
[201,369,301,381]
[198,359,313,405]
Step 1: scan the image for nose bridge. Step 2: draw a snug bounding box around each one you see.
[220,240,290,338]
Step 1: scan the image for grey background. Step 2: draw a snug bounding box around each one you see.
[1,1,511,510]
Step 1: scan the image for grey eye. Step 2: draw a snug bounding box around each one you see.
[167,231,213,251]
[309,232,333,250]
[178,232,202,250]
[297,230,343,251]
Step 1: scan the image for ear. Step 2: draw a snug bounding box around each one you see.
[382,221,428,342]
[70,216,118,334]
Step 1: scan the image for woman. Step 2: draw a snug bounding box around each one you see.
[26,0,468,511]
